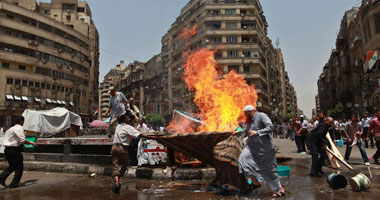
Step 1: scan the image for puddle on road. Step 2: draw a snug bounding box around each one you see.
[1,159,379,200]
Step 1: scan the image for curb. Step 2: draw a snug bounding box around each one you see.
[0,161,216,180]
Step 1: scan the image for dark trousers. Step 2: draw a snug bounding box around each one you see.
[344,139,369,162]
[295,136,305,152]
[373,137,380,160]
[362,127,374,148]
[0,147,24,186]
[302,130,310,151]
[309,143,328,174]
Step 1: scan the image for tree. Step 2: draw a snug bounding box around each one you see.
[146,113,166,129]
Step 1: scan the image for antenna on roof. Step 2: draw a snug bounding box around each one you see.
[276,37,280,49]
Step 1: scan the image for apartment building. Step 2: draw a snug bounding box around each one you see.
[160,0,297,121]
[0,0,99,127]
[318,1,380,116]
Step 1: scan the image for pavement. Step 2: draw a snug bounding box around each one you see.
[0,139,379,199]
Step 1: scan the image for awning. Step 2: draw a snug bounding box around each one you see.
[57,100,62,104]
[46,99,52,103]
[6,95,14,100]
[69,102,74,106]
[14,96,21,101]
[61,101,67,105]
[21,96,28,101]
[51,100,57,104]
[34,98,41,102]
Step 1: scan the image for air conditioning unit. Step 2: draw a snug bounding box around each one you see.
[58,48,63,53]
[42,59,47,63]
[69,67,74,71]
[57,63,63,68]
[66,9,71,13]
[15,85,21,89]
[53,76,57,80]
[85,72,89,76]
[71,53,74,57]
[33,41,39,46]
[28,40,34,45]
[241,13,245,16]
[80,58,84,62]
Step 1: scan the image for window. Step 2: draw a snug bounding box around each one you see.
[244,65,250,72]
[214,51,222,58]
[41,83,45,89]
[375,14,380,33]
[57,86,61,91]
[52,85,56,90]
[225,9,235,16]
[43,10,50,15]
[226,36,237,43]
[2,62,9,68]
[212,37,222,43]
[22,80,27,86]
[226,22,236,29]
[35,82,40,88]
[227,51,237,58]
[205,21,221,30]
[29,81,34,87]
[7,78,13,85]
[243,51,251,58]
[47,84,51,90]
[228,65,239,72]
[66,15,71,21]
[6,15,13,19]
[156,104,161,113]
[18,65,26,71]
[15,79,21,85]
[77,7,85,12]
[225,0,235,3]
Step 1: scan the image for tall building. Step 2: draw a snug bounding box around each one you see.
[160,0,296,121]
[318,1,380,117]
[0,0,99,127]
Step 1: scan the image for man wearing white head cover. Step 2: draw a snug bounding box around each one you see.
[236,105,285,197]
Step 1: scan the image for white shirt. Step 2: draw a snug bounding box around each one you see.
[137,123,148,134]
[361,117,371,128]
[4,124,26,147]
[113,123,141,146]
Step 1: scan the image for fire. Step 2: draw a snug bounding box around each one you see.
[168,26,258,133]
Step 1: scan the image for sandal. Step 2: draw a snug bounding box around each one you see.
[272,188,286,197]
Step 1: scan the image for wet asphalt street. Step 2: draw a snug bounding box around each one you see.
[0,139,379,200]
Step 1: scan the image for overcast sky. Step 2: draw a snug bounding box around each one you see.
[83,0,361,118]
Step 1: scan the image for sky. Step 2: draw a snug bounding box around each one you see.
[83,0,361,118]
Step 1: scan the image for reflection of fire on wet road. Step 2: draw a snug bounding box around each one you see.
[168,26,258,133]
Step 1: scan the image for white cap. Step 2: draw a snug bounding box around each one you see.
[300,115,304,118]
[244,105,255,112]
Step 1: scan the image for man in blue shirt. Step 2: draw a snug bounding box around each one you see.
[105,87,129,137]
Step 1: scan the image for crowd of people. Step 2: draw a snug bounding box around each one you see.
[272,111,380,175]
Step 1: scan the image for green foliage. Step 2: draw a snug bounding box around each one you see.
[327,102,345,119]
[146,113,166,129]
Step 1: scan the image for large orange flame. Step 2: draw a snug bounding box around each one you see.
[168,26,258,133]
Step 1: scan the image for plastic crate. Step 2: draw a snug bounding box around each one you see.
[23,135,37,152]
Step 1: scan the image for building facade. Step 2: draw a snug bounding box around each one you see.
[160,0,297,122]
[318,0,380,118]
[0,0,99,127]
